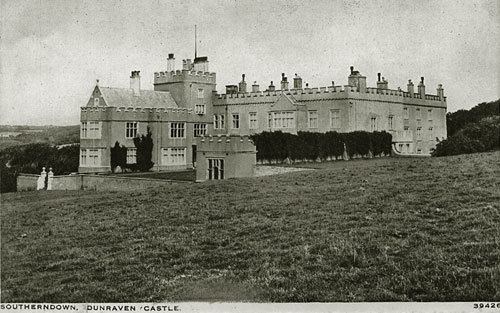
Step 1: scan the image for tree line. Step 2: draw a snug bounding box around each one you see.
[250,131,392,163]
[432,99,499,157]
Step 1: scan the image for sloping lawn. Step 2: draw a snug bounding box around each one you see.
[1,152,499,302]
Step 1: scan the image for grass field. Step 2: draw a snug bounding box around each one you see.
[115,170,196,182]
[1,152,499,302]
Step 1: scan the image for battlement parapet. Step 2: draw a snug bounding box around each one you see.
[154,70,216,85]
[197,134,256,153]
[214,84,445,104]
[215,85,347,99]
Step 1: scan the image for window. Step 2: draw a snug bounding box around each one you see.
[214,115,225,129]
[80,149,87,166]
[308,111,318,128]
[403,107,409,119]
[80,149,101,167]
[388,115,394,130]
[94,98,99,106]
[208,158,224,180]
[195,104,206,114]
[330,109,340,129]
[268,112,272,128]
[81,123,88,138]
[219,115,225,129]
[370,117,377,131]
[126,122,138,138]
[416,127,422,140]
[197,88,204,99]
[213,115,219,129]
[428,127,434,140]
[194,123,207,137]
[232,113,240,129]
[126,148,137,164]
[428,109,433,124]
[81,121,101,139]
[161,147,186,165]
[271,111,295,128]
[416,108,421,120]
[88,149,100,166]
[170,122,185,138]
[404,126,410,138]
[249,112,258,129]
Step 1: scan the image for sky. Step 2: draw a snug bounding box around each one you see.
[0,0,498,125]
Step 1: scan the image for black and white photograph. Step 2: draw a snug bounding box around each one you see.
[0,0,498,312]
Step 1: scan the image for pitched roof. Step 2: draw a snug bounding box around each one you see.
[98,87,178,108]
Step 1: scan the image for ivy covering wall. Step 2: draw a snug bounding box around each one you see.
[250,131,392,163]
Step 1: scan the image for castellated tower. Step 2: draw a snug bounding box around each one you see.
[154,53,216,115]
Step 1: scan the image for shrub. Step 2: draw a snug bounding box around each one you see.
[432,116,500,157]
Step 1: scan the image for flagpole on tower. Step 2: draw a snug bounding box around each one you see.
[194,24,197,59]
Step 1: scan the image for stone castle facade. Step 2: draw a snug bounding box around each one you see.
[79,53,447,174]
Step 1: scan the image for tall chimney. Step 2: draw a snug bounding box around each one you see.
[350,66,354,75]
[130,71,141,95]
[167,53,175,71]
[418,77,425,98]
[293,73,302,89]
[377,73,381,82]
[437,84,444,101]
[280,73,289,90]
[238,74,247,93]
[407,79,414,97]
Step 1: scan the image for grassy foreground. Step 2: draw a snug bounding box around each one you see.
[1,152,499,302]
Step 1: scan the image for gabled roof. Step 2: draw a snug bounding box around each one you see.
[97,86,178,108]
[270,93,301,110]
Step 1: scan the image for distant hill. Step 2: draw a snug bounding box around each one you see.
[447,100,499,137]
[0,125,79,150]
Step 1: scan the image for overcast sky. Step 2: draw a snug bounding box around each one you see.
[0,0,498,125]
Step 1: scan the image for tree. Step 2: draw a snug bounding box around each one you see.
[110,141,127,172]
[133,127,154,171]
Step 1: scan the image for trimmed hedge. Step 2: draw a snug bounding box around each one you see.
[250,131,392,163]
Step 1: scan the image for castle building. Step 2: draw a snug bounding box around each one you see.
[79,54,447,174]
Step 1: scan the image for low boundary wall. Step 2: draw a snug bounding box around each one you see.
[17,173,189,192]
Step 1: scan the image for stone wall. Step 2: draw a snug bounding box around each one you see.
[16,174,39,191]
[17,174,189,192]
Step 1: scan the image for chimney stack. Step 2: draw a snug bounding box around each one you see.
[293,74,302,89]
[238,74,247,93]
[437,84,444,101]
[418,77,425,98]
[280,73,289,90]
[350,66,354,75]
[377,75,388,89]
[182,59,193,70]
[407,79,414,97]
[167,53,175,71]
[252,81,260,93]
[268,81,275,92]
[130,71,141,95]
